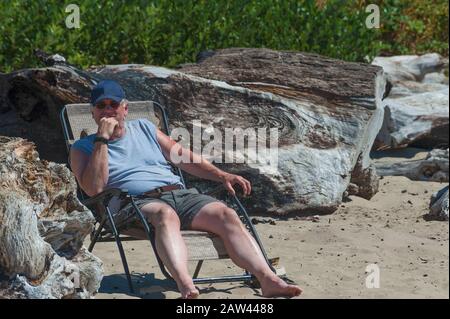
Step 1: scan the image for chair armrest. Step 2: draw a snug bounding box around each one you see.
[82,188,128,209]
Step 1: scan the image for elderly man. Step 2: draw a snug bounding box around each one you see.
[71,80,302,299]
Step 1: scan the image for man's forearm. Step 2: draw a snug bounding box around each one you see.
[177,158,227,182]
[159,131,230,183]
[174,148,251,196]
[174,148,227,182]
[82,143,109,195]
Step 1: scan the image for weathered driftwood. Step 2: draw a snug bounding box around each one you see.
[374,148,449,182]
[0,48,387,215]
[172,48,385,207]
[428,186,449,221]
[0,136,102,299]
[372,53,449,149]
[0,58,94,163]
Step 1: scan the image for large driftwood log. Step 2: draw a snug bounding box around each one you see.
[0,48,386,215]
[0,58,94,163]
[374,148,449,182]
[372,53,449,149]
[0,136,102,299]
[428,186,449,221]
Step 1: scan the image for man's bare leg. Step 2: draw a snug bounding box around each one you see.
[191,202,302,298]
[140,201,199,299]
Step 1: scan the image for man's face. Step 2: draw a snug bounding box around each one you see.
[92,98,128,125]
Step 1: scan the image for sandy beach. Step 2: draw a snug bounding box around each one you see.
[92,170,448,299]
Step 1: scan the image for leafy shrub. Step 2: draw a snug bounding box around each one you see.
[0,0,447,72]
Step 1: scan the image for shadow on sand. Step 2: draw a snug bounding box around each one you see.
[99,273,176,299]
[98,273,258,299]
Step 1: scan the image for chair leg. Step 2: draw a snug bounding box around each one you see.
[88,218,107,252]
[193,260,203,279]
[193,274,254,284]
[105,206,134,294]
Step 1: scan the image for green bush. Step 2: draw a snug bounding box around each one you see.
[0,0,447,73]
[377,0,449,56]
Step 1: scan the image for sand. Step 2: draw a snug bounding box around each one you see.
[93,153,449,299]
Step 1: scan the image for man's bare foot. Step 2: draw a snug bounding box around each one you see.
[178,282,200,299]
[260,275,302,298]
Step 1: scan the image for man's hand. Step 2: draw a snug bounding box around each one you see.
[220,173,252,196]
[97,117,119,140]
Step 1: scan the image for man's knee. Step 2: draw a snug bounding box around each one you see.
[146,206,179,228]
[216,206,241,227]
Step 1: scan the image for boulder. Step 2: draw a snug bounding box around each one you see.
[0,136,102,299]
[429,186,449,221]
[372,53,449,149]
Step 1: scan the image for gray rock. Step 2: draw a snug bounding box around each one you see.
[372,54,449,149]
[429,186,449,221]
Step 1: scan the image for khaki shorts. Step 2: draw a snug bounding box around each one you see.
[113,187,222,230]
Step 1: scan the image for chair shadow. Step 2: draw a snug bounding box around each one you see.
[196,282,261,298]
[99,273,178,299]
[99,273,263,299]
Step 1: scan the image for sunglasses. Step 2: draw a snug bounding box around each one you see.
[95,101,121,109]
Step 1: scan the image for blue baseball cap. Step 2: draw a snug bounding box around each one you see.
[90,80,125,106]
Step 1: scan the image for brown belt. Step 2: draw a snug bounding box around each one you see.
[140,184,183,198]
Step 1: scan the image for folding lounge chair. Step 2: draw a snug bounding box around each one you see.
[60,101,278,293]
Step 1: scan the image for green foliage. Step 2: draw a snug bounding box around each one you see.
[375,0,449,56]
[0,0,448,72]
